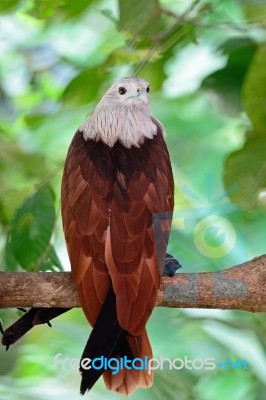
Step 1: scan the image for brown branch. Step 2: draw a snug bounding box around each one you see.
[0,255,265,312]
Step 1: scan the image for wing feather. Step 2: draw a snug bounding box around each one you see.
[61,131,111,325]
[107,131,174,335]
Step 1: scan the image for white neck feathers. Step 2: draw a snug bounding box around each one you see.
[80,106,158,148]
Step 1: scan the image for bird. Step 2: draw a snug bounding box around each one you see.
[61,76,174,396]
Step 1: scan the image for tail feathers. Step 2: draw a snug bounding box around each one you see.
[79,288,134,395]
[127,331,153,389]
[103,363,139,396]
[103,330,153,396]
[80,288,154,396]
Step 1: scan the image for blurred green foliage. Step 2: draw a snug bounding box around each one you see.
[0,0,266,399]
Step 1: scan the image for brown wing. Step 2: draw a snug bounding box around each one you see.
[61,131,112,325]
[105,126,174,336]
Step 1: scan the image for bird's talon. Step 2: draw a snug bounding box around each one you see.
[47,321,52,328]
[6,345,10,351]
[163,253,182,276]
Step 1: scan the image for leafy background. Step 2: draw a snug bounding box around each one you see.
[0,0,266,399]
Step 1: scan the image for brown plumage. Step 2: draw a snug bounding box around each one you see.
[61,77,174,396]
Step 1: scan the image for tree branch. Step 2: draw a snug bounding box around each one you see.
[0,255,265,312]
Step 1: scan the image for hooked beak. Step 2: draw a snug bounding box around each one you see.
[135,87,147,101]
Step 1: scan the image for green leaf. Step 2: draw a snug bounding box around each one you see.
[138,47,173,91]
[106,47,144,66]
[119,0,161,37]
[139,59,166,92]
[223,136,266,210]
[24,113,48,129]
[160,23,192,54]
[0,140,48,180]
[0,0,21,13]
[27,0,65,19]
[62,66,106,105]
[38,244,64,271]
[0,188,31,225]
[203,38,257,113]
[61,0,94,18]
[242,45,266,134]
[3,240,17,271]
[6,187,56,271]
[27,0,93,20]
[244,0,266,23]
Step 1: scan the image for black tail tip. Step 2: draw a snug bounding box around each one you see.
[80,386,89,396]
[80,379,91,396]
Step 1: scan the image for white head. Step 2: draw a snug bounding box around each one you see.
[98,76,151,111]
[80,77,160,148]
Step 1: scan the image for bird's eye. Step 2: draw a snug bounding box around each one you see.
[146,86,150,93]
[118,87,127,95]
